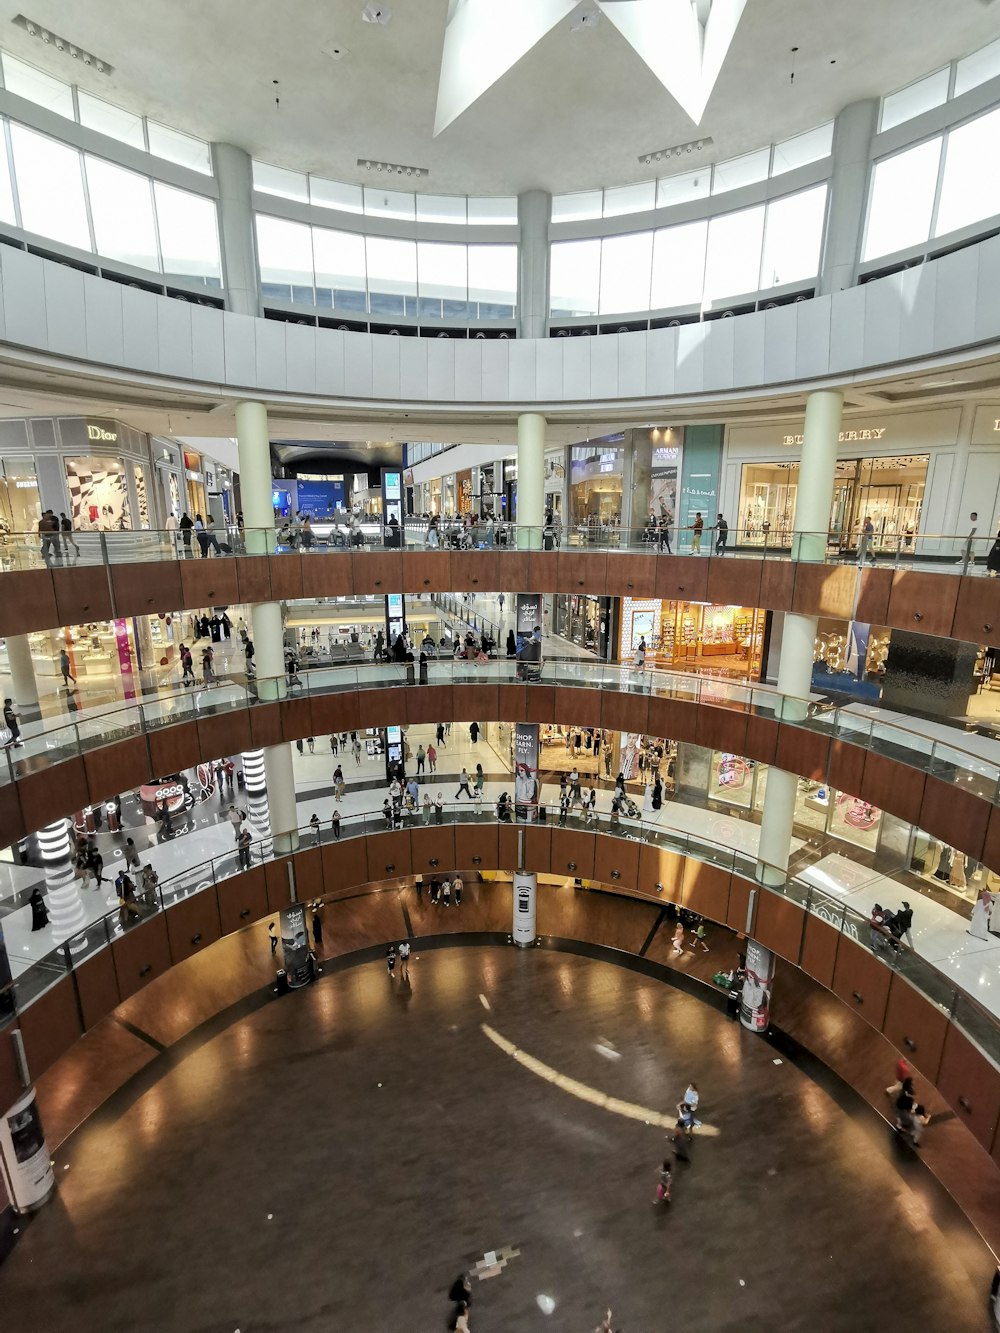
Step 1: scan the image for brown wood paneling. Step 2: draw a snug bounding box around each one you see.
[695,704,748,755]
[450,550,494,591]
[320,836,368,893]
[920,774,990,864]
[406,682,452,726]
[523,823,552,873]
[682,860,731,924]
[725,875,755,934]
[653,553,708,603]
[706,557,763,609]
[646,694,686,745]
[0,1014,22,1118]
[593,832,639,889]
[367,829,412,881]
[615,553,656,598]
[73,947,122,1030]
[827,739,866,797]
[638,844,684,901]
[600,689,648,736]
[266,554,303,600]
[860,751,926,825]
[527,551,560,593]
[235,555,272,603]
[0,567,58,636]
[556,684,602,728]
[497,683,526,722]
[109,560,185,620]
[300,552,354,598]
[401,551,452,594]
[17,758,89,831]
[357,686,406,730]
[753,893,804,964]
[280,695,315,743]
[17,975,82,1079]
[951,575,1000,649]
[550,826,595,878]
[799,913,840,988]
[111,913,173,1002]
[758,559,794,612]
[558,551,607,595]
[774,724,831,781]
[264,857,294,914]
[885,570,957,639]
[855,566,893,627]
[148,719,202,777]
[493,551,528,592]
[454,821,499,871]
[982,804,1000,876]
[410,824,456,875]
[937,1024,1000,1151]
[165,889,223,965]
[292,846,325,902]
[247,701,284,748]
[498,822,519,870]
[83,733,149,805]
[791,562,857,619]
[179,557,239,609]
[744,713,779,766]
[881,974,950,1084]
[0,781,26,848]
[197,709,253,763]
[53,563,114,624]
[831,935,891,1030]
[453,682,494,725]
[353,549,401,594]
[523,684,555,724]
[216,865,269,934]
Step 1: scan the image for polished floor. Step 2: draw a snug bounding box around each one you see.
[0,946,992,1331]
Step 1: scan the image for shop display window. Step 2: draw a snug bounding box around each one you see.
[709,751,753,808]
[0,459,40,538]
[619,597,763,678]
[66,457,132,531]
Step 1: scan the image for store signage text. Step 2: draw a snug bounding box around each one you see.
[782,428,887,445]
[87,424,118,442]
[993,419,1000,430]
[14,479,36,488]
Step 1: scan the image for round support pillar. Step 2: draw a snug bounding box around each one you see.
[516,413,545,550]
[235,401,276,555]
[791,390,843,564]
[6,635,38,709]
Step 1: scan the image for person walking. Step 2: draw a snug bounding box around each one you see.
[441,877,452,907]
[124,836,140,870]
[892,900,914,948]
[456,767,474,800]
[714,513,729,555]
[352,736,362,765]
[427,742,437,774]
[469,721,480,745]
[59,647,76,686]
[60,513,80,560]
[423,793,432,823]
[29,886,48,932]
[671,920,685,955]
[399,938,410,979]
[237,825,252,870]
[652,775,663,811]
[691,512,704,554]
[307,736,315,754]
[691,921,709,952]
[857,515,876,566]
[416,743,426,774]
[309,812,321,844]
[657,515,672,553]
[434,792,444,824]
[2,698,22,747]
[385,942,397,978]
[179,512,194,556]
[194,514,210,558]
[436,721,446,747]
[453,873,463,907]
[311,902,324,951]
[331,807,341,840]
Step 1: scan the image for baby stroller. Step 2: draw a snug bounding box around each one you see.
[621,794,641,819]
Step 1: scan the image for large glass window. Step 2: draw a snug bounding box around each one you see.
[712,149,770,195]
[880,69,950,132]
[363,187,415,221]
[934,107,1000,238]
[604,181,656,218]
[310,176,363,214]
[863,138,942,260]
[147,122,212,175]
[416,195,466,224]
[256,214,313,298]
[467,197,517,225]
[551,191,603,224]
[1,53,73,118]
[366,236,417,315]
[760,184,827,289]
[550,238,601,316]
[772,123,834,175]
[10,123,90,249]
[656,170,710,208]
[78,92,145,149]
[253,160,308,202]
[417,241,468,316]
[154,182,221,282]
[86,156,158,270]
[954,36,1000,97]
[650,220,707,309]
[598,232,652,314]
[703,205,765,304]
[312,227,366,310]
[468,244,516,316]
[0,129,16,226]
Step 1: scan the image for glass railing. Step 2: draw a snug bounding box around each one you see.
[2,660,997,807]
[3,523,996,570]
[10,801,1000,1071]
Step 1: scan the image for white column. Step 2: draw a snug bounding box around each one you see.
[38,819,87,949]
[214,143,262,318]
[241,749,272,857]
[818,100,878,296]
[235,400,276,554]
[251,601,287,702]
[791,389,843,563]
[517,190,550,341]
[756,768,800,886]
[5,635,38,709]
[516,412,546,550]
[264,742,299,855]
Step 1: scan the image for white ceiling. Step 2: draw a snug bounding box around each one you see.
[4,0,999,194]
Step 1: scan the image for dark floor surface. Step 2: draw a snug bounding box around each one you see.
[0,946,995,1332]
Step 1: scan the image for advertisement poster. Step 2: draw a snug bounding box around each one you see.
[515,593,543,682]
[113,619,136,701]
[280,903,313,988]
[512,872,537,946]
[514,722,540,823]
[740,939,775,1033]
[0,1088,54,1213]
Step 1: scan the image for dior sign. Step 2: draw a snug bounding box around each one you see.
[782,427,887,446]
[87,424,118,443]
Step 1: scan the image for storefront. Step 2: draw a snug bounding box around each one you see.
[0,458,41,538]
[569,438,625,527]
[553,594,610,656]
[719,408,964,552]
[619,597,764,678]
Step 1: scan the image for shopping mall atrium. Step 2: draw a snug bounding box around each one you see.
[5,1,1000,1327]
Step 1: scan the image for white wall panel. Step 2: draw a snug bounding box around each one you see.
[454,339,482,401]
[762,304,797,385]
[562,336,590,400]
[43,262,86,360]
[617,330,646,399]
[1,247,46,350]
[828,283,865,373]
[794,294,831,380]
[973,235,1000,346]
[156,297,193,380]
[399,335,428,401]
[189,304,225,383]
[732,312,765,390]
[481,339,509,402]
[590,335,618,399]
[862,271,903,368]
[222,310,255,387]
[83,271,123,367]
[897,266,936,361]
[120,285,159,373]
[535,338,563,400]
[933,246,978,353]
[508,338,536,401]
[702,314,735,391]
[254,318,286,391]
[675,322,708,394]
[284,322,316,395]
[315,327,345,396]
[426,337,455,401]
[644,326,676,397]
[371,333,400,400]
[344,327,373,398]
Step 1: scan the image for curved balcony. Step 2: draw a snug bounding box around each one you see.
[1,525,997,646]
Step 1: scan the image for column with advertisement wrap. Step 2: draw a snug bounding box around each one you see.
[739,939,775,1032]
[0,1087,54,1213]
[513,871,537,946]
[515,593,544,682]
[514,722,540,823]
[279,901,313,988]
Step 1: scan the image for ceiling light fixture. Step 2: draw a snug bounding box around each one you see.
[11,14,113,73]
[357,157,427,178]
[637,135,712,166]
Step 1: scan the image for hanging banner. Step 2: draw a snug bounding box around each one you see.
[515,593,543,682]
[512,872,537,946]
[740,939,775,1033]
[279,903,312,988]
[0,1088,54,1213]
[514,722,540,823]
